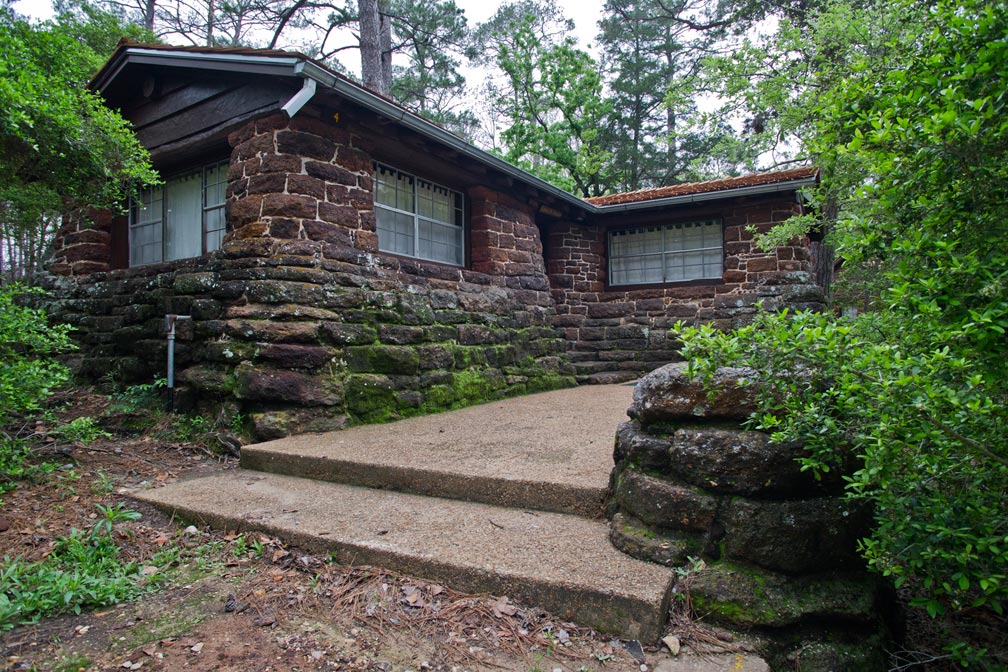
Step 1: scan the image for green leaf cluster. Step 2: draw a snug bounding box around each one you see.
[497,18,614,197]
[0,509,147,629]
[0,8,157,235]
[677,0,1008,664]
[0,285,74,422]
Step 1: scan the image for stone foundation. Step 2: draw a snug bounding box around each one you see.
[608,363,887,670]
[46,250,570,440]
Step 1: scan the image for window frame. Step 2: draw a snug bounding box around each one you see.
[606,219,725,288]
[128,159,229,267]
[373,162,466,267]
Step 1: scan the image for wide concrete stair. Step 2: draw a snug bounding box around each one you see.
[131,385,676,641]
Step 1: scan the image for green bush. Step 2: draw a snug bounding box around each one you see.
[676,0,1008,665]
[0,284,73,421]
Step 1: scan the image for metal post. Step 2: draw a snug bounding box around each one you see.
[164,314,191,413]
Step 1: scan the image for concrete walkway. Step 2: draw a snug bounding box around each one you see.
[131,383,680,641]
[241,383,635,516]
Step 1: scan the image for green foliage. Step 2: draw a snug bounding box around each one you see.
[90,503,142,538]
[0,8,158,225]
[0,285,73,421]
[51,416,112,444]
[497,18,614,197]
[0,508,146,629]
[0,438,34,494]
[109,377,167,413]
[675,1,1008,664]
[388,0,469,120]
[597,0,730,189]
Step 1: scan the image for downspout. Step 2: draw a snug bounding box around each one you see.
[281,75,316,119]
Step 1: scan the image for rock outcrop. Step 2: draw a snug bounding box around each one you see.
[608,362,888,671]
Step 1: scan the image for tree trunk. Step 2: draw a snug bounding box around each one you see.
[358,0,392,95]
[144,0,156,33]
[206,0,214,46]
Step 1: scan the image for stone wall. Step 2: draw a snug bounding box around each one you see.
[45,109,571,439]
[608,363,886,670]
[546,196,826,384]
[48,209,120,277]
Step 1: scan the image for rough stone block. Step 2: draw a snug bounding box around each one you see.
[276,130,336,161]
[345,344,420,375]
[319,321,378,346]
[720,497,868,573]
[233,362,341,406]
[614,468,718,533]
[628,362,756,424]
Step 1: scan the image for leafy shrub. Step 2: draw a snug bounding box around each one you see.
[108,377,167,413]
[0,285,73,421]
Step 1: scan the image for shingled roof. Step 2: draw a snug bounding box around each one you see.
[585,167,820,206]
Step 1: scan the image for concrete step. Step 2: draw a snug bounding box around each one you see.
[240,385,634,517]
[131,470,675,641]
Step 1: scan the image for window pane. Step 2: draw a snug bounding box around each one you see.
[165,171,203,261]
[419,219,463,265]
[129,185,163,266]
[376,206,415,256]
[204,206,226,252]
[376,165,396,207]
[374,163,464,266]
[609,220,723,285]
[204,162,227,208]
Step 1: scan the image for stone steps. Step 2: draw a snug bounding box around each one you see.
[129,385,680,641]
[131,471,674,641]
[241,386,629,517]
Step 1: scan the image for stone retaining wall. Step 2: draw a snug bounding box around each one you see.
[608,363,886,670]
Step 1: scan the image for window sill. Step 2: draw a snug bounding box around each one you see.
[604,278,724,292]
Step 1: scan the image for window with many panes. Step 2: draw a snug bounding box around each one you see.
[129,161,228,266]
[608,220,723,286]
[373,163,464,266]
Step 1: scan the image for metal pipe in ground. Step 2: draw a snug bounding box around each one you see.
[164,314,191,413]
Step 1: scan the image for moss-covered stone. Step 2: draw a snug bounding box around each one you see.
[613,468,720,533]
[687,560,877,628]
[250,407,348,440]
[319,321,378,346]
[345,344,420,375]
[344,373,397,423]
[776,633,888,672]
[233,362,341,406]
[609,513,702,567]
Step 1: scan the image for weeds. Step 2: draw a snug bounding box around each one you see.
[51,416,111,444]
[0,506,147,629]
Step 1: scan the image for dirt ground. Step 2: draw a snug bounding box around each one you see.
[0,389,700,672]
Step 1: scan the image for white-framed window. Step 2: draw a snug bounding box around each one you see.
[129,160,228,267]
[374,162,464,266]
[608,220,723,286]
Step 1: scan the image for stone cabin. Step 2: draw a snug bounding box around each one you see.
[46,41,825,439]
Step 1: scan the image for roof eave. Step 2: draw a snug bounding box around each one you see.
[295,61,592,214]
[590,175,819,213]
[92,47,819,218]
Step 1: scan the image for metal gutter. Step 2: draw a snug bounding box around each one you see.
[98,47,818,218]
